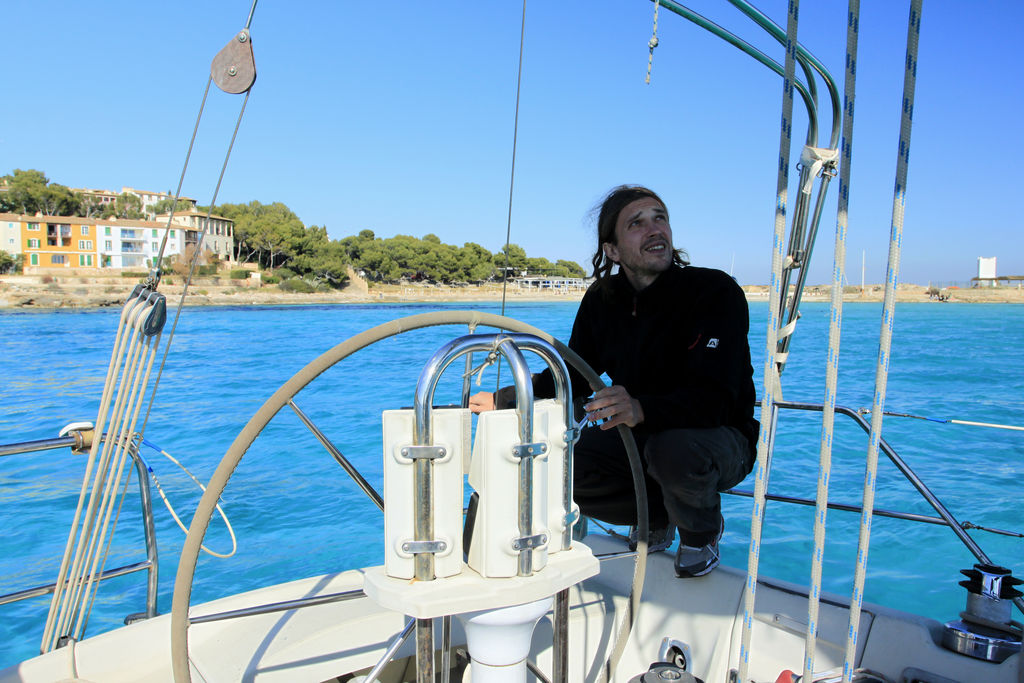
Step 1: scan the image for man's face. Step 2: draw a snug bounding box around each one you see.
[603,197,673,289]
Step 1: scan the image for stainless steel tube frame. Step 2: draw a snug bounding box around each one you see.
[411,333,575,578]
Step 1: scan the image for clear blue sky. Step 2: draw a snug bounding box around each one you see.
[3,1,1021,286]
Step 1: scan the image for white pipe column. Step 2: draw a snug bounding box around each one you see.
[458,597,552,682]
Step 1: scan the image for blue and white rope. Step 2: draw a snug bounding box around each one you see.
[803,3,860,681]
[842,3,922,682]
[739,2,801,680]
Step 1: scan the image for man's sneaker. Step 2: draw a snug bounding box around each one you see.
[628,525,675,553]
[674,517,724,578]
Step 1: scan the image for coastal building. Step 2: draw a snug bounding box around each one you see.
[70,188,119,212]
[4,214,216,273]
[2,214,22,255]
[96,219,187,270]
[154,210,234,261]
[14,215,97,270]
[513,275,591,292]
[121,187,197,215]
[72,187,198,217]
[977,256,997,286]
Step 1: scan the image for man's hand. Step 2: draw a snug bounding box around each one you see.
[584,385,644,429]
[469,391,496,413]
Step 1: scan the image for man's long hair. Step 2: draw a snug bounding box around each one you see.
[589,185,688,291]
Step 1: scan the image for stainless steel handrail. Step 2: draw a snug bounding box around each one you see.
[0,435,79,457]
[0,433,159,622]
[746,400,1024,617]
[189,588,366,625]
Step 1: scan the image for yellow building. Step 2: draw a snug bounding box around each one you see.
[17,215,98,270]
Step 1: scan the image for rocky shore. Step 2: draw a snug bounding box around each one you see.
[2,274,1022,310]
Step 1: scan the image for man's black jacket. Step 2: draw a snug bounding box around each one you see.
[498,264,758,457]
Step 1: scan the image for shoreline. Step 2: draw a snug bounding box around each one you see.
[2,276,1023,310]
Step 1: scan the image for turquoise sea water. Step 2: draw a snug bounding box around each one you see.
[1,301,1022,669]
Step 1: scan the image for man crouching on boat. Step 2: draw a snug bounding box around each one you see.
[470,184,758,577]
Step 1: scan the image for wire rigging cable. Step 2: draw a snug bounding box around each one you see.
[141,20,258,437]
[498,0,528,322]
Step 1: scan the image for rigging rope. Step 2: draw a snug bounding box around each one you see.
[803,3,860,680]
[44,3,259,651]
[646,0,661,84]
[842,3,923,682]
[739,1,801,680]
[141,439,238,558]
[42,294,163,652]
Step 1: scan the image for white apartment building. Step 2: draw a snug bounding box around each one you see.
[2,216,22,254]
[96,220,189,269]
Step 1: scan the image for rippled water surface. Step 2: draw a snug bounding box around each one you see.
[1,300,1022,669]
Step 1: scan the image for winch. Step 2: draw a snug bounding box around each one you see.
[942,563,1023,663]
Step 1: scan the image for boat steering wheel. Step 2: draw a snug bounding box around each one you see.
[169,310,649,682]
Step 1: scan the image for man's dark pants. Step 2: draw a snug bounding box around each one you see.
[572,424,753,547]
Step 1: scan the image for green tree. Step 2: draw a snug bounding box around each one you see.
[494,243,528,278]
[77,193,109,218]
[458,242,495,282]
[37,183,79,216]
[149,197,195,216]
[114,192,145,219]
[0,250,23,274]
[526,256,556,275]
[291,240,349,288]
[1,169,82,216]
[555,259,586,277]
[218,201,306,269]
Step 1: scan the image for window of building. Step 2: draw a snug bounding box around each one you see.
[28,222,40,231]
[152,242,158,252]
[51,224,72,247]
[30,254,38,265]
[28,238,40,248]
[79,240,93,250]
[105,226,112,236]
[105,240,112,251]
[152,229,158,237]
[170,230,176,238]
[79,254,94,266]
[82,225,90,236]
[51,254,66,265]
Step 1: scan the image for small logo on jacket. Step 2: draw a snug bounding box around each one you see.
[706,338,719,349]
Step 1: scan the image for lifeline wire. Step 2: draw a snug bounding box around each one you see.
[863,409,1024,432]
[739,1,800,681]
[842,3,923,682]
[803,3,860,680]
